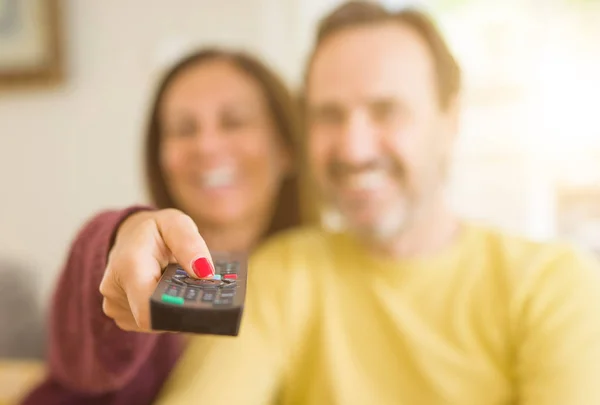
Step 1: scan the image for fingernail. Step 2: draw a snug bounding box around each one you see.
[192,257,213,278]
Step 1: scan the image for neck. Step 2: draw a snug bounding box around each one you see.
[365,199,460,260]
[195,215,270,254]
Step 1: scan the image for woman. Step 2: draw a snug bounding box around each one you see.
[20,48,309,405]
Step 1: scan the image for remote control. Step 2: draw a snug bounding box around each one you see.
[150,252,247,336]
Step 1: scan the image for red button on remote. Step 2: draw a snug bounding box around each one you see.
[223,274,237,280]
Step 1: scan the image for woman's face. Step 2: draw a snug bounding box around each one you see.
[159,59,291,229]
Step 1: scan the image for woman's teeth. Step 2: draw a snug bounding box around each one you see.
[199,168,236,188]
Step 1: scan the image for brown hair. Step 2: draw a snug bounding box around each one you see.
[144,48,302,238]
[304,1,461,109]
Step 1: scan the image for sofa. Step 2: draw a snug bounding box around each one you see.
[0,260,46,405]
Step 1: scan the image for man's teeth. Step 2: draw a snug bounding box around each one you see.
[343,171,387,190]
[200,168,235,188]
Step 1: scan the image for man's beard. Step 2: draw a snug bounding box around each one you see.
[325,191,415,244]
[319,156,417,243]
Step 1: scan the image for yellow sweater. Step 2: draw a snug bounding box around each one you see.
[156,223,600,405]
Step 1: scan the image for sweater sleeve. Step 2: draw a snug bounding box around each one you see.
[47,206,182,394]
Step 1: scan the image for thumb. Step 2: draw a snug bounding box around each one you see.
[155,209,215,279]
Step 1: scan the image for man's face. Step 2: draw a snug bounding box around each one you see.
[306,22,458,241]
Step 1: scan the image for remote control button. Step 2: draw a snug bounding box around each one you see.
[184,288,200,301]
[175,267,187,277]
[201,291,216,302]
[214,298,233,306]
[161,294,184,305]
[216,261,237,275]
[215,261,237,274]
[182,277,223,288]
[212,274,222,281]
[165,285,183,297]
[170,277,186,286]
[219,291,235,299]
[223,274,237,280]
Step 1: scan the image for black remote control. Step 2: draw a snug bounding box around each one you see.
[149,252,247,336]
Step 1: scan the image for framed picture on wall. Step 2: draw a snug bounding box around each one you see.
[0,0,63,88]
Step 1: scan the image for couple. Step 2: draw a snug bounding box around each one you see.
[23,2,600,404]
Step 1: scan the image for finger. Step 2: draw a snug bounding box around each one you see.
[102,298,131,319]
[155,209,214,279]
[114,306,163,334]
[115,320,163,334]
[109,300,163,334]
[119,254,163,331]
[110,244,164,332]
[115,318,141,332]
[104,302,137,326]
[100,274,132,309]
[102,297,147,333]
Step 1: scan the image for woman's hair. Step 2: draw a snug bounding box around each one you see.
[143,48,302,238]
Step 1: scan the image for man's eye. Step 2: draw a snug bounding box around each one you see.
[222,116,248,131]
[312,108,345,126]
[371,102,400,122]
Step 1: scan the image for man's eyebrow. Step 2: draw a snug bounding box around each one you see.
[307,101,345,113]
[367,97,411,112]
[365,96,401,105]
[308,96,405,112]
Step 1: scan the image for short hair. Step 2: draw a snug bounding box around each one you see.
[304,1,462,109]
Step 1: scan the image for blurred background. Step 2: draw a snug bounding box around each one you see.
[0,0,598,360]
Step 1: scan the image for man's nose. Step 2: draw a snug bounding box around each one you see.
[336,111,379,165]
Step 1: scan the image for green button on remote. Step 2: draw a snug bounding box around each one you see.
[161,294,184,305]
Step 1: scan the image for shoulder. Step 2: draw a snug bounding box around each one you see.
[477,229,600,390]
[247,225,338,296]
[257,225,332,251]
[465,222,597,274]
[250,225,334,270]
[242,226,331,343]
[466,222,600,318]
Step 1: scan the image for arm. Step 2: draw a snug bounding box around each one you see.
[515,247,600,404]
[47,206,183,394]
[153,240,294,405]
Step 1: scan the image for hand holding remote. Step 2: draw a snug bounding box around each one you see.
[100,209,214,333]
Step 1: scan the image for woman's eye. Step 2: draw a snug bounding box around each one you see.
[166,119,197,138]
[222,115,251,131]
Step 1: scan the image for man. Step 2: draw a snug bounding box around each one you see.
[101,2,600,404]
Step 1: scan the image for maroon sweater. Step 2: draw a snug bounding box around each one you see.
[20,207,185,405]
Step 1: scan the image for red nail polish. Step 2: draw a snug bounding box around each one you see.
[192,257,213,278]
